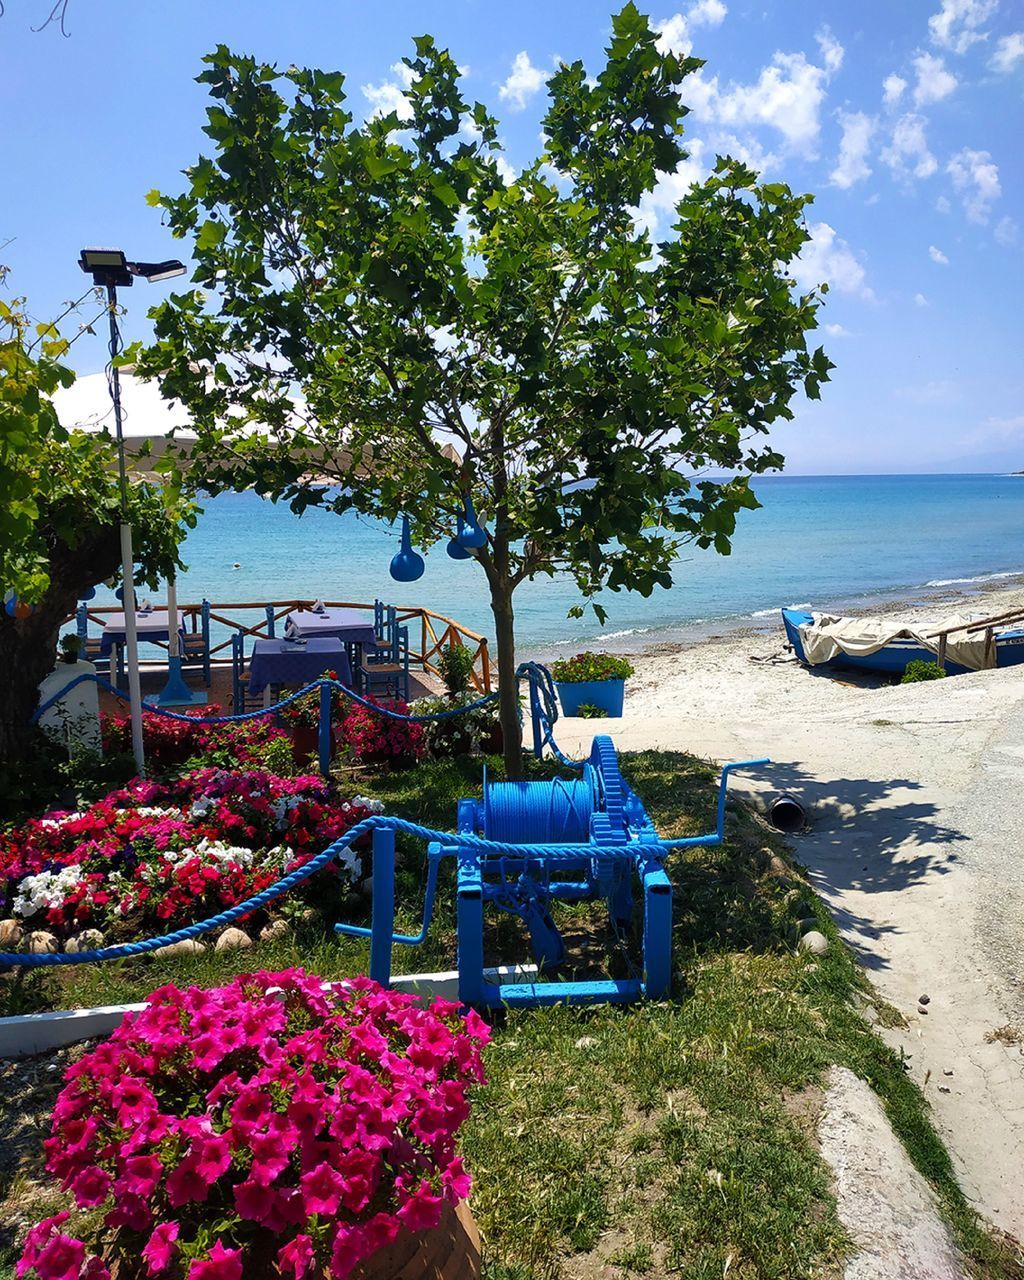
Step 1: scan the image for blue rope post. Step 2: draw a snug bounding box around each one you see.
[318,680,332,778]
[368,827,396,987]
[529,676,543,759]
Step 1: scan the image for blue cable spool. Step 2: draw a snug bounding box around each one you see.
[481,767,597,844]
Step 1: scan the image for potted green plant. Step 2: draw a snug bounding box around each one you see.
[58,634,82,665]
[550,651,635,718]
[437,642,476,697]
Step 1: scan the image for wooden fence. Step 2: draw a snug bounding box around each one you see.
[72,599,493,693]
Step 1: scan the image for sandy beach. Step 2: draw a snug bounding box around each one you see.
[554,583,1024,1239]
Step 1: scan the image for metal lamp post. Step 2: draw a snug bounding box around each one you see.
[78,248,188,774]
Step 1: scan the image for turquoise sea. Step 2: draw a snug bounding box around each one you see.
[95,474,1024,655]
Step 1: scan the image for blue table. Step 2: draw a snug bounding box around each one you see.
[100,610,183,656]
[247,638,352,697]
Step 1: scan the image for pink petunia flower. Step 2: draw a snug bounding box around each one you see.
[187,1242,243,1280]
[141,1223,180,1276]
[276,1234,316,1279]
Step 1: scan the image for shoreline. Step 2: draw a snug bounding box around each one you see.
[527,568,1024,664]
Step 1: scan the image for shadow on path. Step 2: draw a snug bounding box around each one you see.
[759,761,967,971]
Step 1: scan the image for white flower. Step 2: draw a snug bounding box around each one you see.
[190,796,215,818]
[13,866,85,917]
[352,795,386,814]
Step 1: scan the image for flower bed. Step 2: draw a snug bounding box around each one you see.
[342,698,424,767]
[0,771,382,945]
[103,707,291,773]
[17,970,488,1280]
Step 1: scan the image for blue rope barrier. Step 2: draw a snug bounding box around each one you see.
[33,673,499,727]
[0,812,724,969]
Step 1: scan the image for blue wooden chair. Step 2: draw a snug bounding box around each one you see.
[76,604,122,683]
[360,621,410,701]
[181,599,212,687]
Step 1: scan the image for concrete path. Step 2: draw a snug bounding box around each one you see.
[556,631,1024,1238]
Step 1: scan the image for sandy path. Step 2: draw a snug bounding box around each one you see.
[552,587,1024,1238]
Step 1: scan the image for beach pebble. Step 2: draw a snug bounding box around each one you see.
[943,1068,954,1076]
[65,930,105,954]
[0,919,24,948]
[918,1005,929,1016]
[799,930,829,956]
[25,931,58,954]
[259,919,291,943]
[155,939,206,958]
[918,993,930,1005]
[215,927,252,952]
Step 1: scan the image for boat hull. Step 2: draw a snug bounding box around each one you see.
[781,609,1024,677]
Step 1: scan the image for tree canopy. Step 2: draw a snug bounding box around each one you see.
[0,279,195,762]
[134,2,833,773]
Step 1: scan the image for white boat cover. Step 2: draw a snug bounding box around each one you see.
[797,613,995,671]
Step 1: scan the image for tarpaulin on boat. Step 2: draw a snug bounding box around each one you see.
[796,613,994,670]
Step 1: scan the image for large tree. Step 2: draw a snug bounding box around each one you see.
[0,282,193,764]
[135,4,832,777]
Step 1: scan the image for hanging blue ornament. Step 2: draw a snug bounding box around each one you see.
[80,586,97,602]
[4,594,18,618]
[446,517,472,560]
[114,586,124,602]
[457,495,487,549]
[389,515,425,583]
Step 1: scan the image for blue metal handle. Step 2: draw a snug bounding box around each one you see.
[660,757,771,849]
[335,848,444,947]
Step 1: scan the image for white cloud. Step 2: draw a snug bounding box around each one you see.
[881,113,937,180]
[688,0,727,26]
[831,110,875,188]
[632,140,709,239]
[361,61,415,121]
[895,378,961,403]
[928,0,997,54]
[991,32,1024,73]
[947,147,1001,222]
[882,74,907,107]
[929,244,950,264]
[914,293,929,306]
[994,215,1019,246]
[689,47,836,157]
[654,14,694,56]
[654,0,727,57]
[936,194,952,213]
[911,51,958,105]
[825,322,850,336]
[793,221,873,299]
[499,51,547,111]
[816,27,845,74]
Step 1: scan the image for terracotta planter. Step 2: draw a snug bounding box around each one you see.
[350,1200,481,1280]
[290,723,335,766]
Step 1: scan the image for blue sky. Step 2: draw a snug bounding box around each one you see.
[3,0,1022,473]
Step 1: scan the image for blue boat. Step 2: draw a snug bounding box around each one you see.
[781,608,1024,677]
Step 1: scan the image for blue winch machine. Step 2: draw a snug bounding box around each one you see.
[337,735,767,1008]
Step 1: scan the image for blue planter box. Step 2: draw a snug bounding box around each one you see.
[555,677,625,718]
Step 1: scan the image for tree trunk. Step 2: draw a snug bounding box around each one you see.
[0,524,122,767]
[488,574,524,781]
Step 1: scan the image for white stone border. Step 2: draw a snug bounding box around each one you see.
[0,966,539,1059]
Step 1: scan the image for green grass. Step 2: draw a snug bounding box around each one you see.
[1,751,1018,1279]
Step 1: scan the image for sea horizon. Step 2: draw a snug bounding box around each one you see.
[84,472,1024,656]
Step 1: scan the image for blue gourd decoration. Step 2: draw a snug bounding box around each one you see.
[457,495,487,549]
[389,515,425,582]
[446,517,472,561]
[80,586,97,601]
[114,586,124,602]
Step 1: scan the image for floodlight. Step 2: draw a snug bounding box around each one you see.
[130,259,188,283]
[79,247,133,287]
